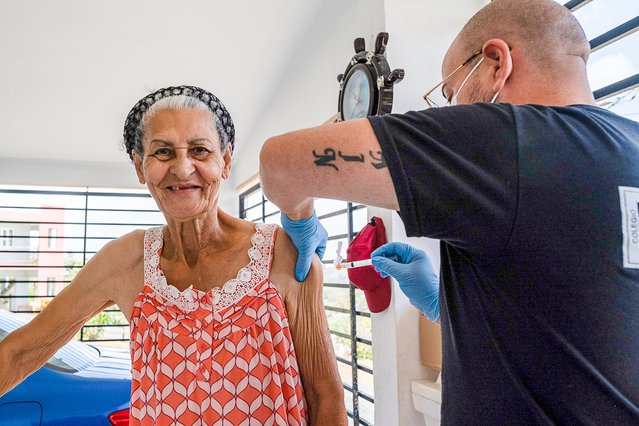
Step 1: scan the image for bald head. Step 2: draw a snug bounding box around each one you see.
[455,0,589,68]
[442,0,595,106]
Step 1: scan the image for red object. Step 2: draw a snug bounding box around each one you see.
[346,216,391,313]
[108,409,130,426]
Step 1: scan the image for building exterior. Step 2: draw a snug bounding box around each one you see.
[0,206,65,312]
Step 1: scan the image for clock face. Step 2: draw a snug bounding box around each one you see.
[341,65,373,120]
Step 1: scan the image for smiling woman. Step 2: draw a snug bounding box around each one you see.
[0,85,347,426]
[132,106,232,221]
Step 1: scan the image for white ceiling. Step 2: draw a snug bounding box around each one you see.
[0,0,364,184]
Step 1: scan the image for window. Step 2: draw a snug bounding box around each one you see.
[562,0,639,121]
[0,228,13,247]
[47,227,57,249]
[1,278,15,296]
[239,185,374,426]
[0,185,163,341]
[46,277,56,297]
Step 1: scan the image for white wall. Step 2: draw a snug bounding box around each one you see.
[369,208,440,426]
[230,0,386,189]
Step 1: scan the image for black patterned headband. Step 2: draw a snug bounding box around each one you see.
[122,85,235,160]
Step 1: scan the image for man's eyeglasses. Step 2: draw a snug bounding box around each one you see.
[423,50,482,108]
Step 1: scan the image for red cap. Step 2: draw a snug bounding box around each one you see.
[346,216,391,313]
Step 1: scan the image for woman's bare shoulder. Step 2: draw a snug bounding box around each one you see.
[232,216,266,236]
[84,229,145,288]
[100,229,145,264]
[85,229,146,318]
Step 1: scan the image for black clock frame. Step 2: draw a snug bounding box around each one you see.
[337,32,404,122]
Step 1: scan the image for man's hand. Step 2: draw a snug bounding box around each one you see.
[371,242,440,321]
[281,212,328,281]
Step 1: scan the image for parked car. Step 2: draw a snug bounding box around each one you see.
[0,310,131,425]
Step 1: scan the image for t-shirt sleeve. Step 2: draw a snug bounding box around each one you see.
[367,104,519,253]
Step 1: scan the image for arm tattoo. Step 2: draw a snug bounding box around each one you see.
[312,148,388,170]
[369,150,388,169]
[313,148,339,170]
[338,151,365,162]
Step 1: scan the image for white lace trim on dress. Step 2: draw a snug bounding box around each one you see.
[143,223,276,313]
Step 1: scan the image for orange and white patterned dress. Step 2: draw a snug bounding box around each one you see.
[129,223,307,425]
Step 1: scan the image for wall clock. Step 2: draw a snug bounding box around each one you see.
[337,32,404,121]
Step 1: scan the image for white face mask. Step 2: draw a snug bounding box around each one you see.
[450,57,502,105]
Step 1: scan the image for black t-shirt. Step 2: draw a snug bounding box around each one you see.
[369,104,639,425]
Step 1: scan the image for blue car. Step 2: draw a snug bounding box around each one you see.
[0,310,131,425]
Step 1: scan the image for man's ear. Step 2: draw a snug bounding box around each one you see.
[221,145,232,180]
[132,151,145,184]
[482,38,512,94]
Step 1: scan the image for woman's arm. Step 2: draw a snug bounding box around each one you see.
[0,233,141,396]
[271,231,347,425]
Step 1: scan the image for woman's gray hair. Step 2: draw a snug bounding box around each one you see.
[123,85,235,161]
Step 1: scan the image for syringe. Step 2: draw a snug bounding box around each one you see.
[328,259,373,270]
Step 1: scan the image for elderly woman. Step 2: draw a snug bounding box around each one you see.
[0,86,346,425]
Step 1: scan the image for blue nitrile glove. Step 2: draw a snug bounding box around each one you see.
[281,212,328,282]
[371,242,440,321]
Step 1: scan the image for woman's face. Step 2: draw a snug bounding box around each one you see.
[133,108,231,221]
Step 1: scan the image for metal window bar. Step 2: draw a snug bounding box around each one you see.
[564,0,593,11]
[587,15,639,102]
[325,305,372,318]
[0,187,162,342]
[239,185,374,425]
[563,3,639,103]
[336,355,374,375]
[0,220,164,227]
[343,384,375,404]
[0,205,160,213]
[589,16,639,52]
[593,73,639,102]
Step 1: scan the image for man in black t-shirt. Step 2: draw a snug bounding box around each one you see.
[259,0,639,423]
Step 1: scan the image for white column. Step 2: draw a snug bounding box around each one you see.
[370,207,440,426]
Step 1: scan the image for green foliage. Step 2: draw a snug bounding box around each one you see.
[357,341,373,361]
